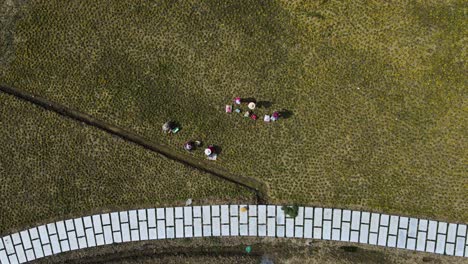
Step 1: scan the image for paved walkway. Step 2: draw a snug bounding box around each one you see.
[1,205,467,263]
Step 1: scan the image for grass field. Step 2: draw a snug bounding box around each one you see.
[0,93,254,233]
[0,0,467,225]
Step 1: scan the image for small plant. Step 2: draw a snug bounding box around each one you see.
[282,205,299,218]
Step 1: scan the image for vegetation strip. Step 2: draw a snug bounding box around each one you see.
[0,205,466,263]
[0,85,267,202]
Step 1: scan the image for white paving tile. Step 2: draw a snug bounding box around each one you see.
[68,231,79,250]
[445,243,455,256]
[370,213,380,233]
[128,211,138,229]
[92,215,102,234]
[277,226,285,238]
[457,224,466,236]
[408,218,418,238]
[240,209,248,224]
[397,229,407,248]
[295,226,303,238]
[193,219,202,237]
[11,233,21,245]
[0,250,9,264]
[149,228,157,240]
[387,235,397,247]
[121,223,130,242]
[166,227,175,239]
[32,239,43,258]
[183,207,192,226]
[438,222,447,233]
[147,209,156,228]
[378,227,388,246]
[104,225,113,244]
[248,217,257,236]
[323,221,332,240]
[239,224,248,236]
[426,240,435,253]
[435,234,446,254]
[361,212,370,224]
[230,205,239,216]
[212,206,220,217]
[249,205,257,217]
[212,218,221,236]
[399,217,409,229]
[38,225,49,244]
[183,227,192,238]
[351,211,360,230]
[221,224,230,236]
[332,229,341,241]
[74,218,85,237]
[314,208,323,227]
[85,228,96,246]
[304,219,313,239]
[332,209,341,228]
[267,218,276,237]
[258,206,266,224]
[157,208,165,219]
[407,238,416,250]
[258,224,267,237]
[175,207,184,220]
[350,231,359,242]
[313,227,322,239]
[119,211,129,222]
[304,207,313,219]
[101,214,111,225]
[49,234,61,254]
[78,237,88,248]
[380,214,389,226]
[157,220,167,239]
[296,207,304,223]
[267,205,276,217]
[96,233,105,245]
[447,224,457,243]
[416,232,427,251]
[389,216,398,235]
[230,218,239,236]
[221,205,229,224]
[175,219,184,238]
[27,250,37,263]
[29,228,39,240]
[286,218,294,237]
[418,219,428,231]
[56,221,67,240]
[427,221,437,240]
[276,206,285,225]
[323,208,332,220]
[166,208,174,226]
[369,233,378,245]
[20,231,32,250]
[15,245,26,264]
[43,244,52,257]
[342,210,351,222]
[203,225,212,237]
[138,209,147,221]
[202,206,211,224]
[455,237,465,256]
[341,223,350,242]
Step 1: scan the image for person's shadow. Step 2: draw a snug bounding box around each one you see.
[257,101,272,109]
[279,109,293,119]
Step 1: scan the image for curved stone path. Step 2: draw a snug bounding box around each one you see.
[1,205,467,263]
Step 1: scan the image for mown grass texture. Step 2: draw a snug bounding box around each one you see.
[0,0,467,222]
[0,93,254,234]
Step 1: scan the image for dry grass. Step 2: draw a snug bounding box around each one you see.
[0,93,254,234]
[0,0,467,223]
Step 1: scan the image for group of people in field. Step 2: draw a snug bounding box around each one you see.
[162,97,282,161]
